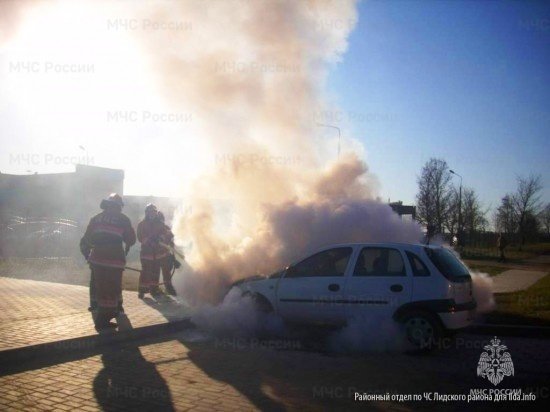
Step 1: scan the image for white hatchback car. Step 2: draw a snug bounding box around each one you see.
[232,243,476,348]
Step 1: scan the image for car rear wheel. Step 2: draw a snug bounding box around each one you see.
[401,311,442,351]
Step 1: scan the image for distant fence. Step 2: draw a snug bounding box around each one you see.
[447,231,549,260]
[457,232,500,259]
[0,215,82,258]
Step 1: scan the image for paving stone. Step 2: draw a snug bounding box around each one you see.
[491,269,548,293]
[0,277,191,351]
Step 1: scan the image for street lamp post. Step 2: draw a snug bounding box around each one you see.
[450,169,462,246]
[316,123,341,159]
[78,145,89,165]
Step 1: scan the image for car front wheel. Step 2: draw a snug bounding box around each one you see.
[243,292,274,314]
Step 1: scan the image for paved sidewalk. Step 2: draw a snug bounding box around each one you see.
[491,270,548,294]
[0,277,191,352]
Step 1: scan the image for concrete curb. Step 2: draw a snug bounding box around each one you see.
[0,318,195,366]
[467,323,550,338]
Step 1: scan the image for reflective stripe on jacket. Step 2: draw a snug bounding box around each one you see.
[137,218,170,261]
[81,211,136,268]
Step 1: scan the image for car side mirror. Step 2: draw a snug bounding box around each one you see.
[283,265,294,278]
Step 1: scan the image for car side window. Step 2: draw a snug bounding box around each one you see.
[285,247,352,278]
[406,251,431,277]
[353,247,405,276]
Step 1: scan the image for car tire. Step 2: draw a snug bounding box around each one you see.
[401,310,443,352]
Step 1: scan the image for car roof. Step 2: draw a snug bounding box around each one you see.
[315,242,444,251]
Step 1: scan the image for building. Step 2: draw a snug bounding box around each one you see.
[0,164,124,223]
[0,165,185,257]
[389,201,416,220]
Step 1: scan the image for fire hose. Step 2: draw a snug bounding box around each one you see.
[125,242,184,288]
[159,241,185,260]
[123,265,172,287]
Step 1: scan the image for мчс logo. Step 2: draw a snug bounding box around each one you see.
[477,336,514,386]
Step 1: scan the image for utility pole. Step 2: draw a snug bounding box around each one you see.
[79,145,89,165]
[316,123,341,159]
[450,169,463,246]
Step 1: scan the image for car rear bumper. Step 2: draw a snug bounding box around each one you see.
[438,301,477,330]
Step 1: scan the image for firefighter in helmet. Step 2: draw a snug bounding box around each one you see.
[136,203,169,298]
[80,193,136,329]
[157,211,179,296]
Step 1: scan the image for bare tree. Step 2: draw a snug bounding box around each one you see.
[495,174,544,246]
[512,174,543,247]
[495,194,517,236]
[461,187,488,235]
[416,158,453,235]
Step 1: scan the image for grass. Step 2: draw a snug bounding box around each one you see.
[461,242,550,262]
[485,273,550,326]
[520,242,550,255]
[0,257,142,291]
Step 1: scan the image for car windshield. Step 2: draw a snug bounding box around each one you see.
[268,269,284,279]
[424,247,470,279]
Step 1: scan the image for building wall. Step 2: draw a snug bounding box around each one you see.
[0,165,124,257]
[0,164,124,223]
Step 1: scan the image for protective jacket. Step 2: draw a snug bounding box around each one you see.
[80,211,136,268]
[137,218,170,260]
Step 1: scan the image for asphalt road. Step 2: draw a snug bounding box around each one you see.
[2,328,548,411]
[175,328,550,411]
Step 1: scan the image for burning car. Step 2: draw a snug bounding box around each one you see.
[232,242,476,349]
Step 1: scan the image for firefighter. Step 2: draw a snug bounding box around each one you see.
[80,193,136,329]
[157,211,178,296]
[137,204,169,298]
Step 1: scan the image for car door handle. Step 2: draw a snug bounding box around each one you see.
[328,284,340,292]
[390,284,403,292]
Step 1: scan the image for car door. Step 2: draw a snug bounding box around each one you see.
[343,246,412,321]
[276,247,353,325]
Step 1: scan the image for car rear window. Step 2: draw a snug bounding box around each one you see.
[424,247,470,280]
[406,251,431,277]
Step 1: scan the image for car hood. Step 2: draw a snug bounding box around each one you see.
[231,275,266,287]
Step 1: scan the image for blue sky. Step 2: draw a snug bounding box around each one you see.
[1,0,548,215]
[329,0,550,211]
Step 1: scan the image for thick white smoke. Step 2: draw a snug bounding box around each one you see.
[190,287,285,337]
[119,0,428,303]
[175,156,424,303]
[470,271,496,314]
[449,249,496,315]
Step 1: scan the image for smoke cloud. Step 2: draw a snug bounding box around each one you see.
[470,271,496,314]
[0,0,33,44]
[123,0,426,302]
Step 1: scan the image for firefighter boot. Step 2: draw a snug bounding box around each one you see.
[165,282,177,296]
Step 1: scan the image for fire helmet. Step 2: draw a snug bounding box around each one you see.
[145,203,157,213]
[108,193,124,207]
[101,193,124,210]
